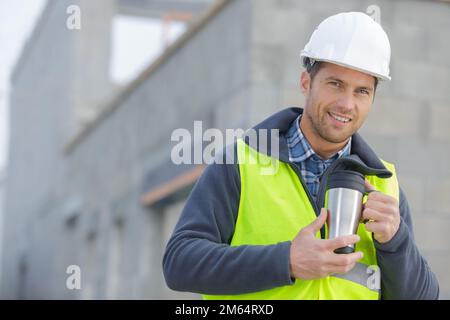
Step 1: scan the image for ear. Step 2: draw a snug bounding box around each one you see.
[300,71,311,96]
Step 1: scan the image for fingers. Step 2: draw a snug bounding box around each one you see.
[364,221,388,234]
[361,207,385,222]
[323,251,364,274]
[363,200,398,222]
[364,198,390,213]
[365,180,397,205]
[304,208,328,234]
[327,251,364,267]
[322,234,360,251]
[366,189,398,205]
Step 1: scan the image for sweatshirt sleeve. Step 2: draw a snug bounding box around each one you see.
[375,187,440,300]
[162,144,294,295]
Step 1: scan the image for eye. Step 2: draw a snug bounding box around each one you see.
[328,81,341,88]
[357,88,370,95]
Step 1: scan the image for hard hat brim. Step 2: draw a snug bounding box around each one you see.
[300,53,391,81]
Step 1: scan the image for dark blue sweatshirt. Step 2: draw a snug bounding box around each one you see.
[162,107,439,299]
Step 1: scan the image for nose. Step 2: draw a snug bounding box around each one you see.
[335,91,356,113]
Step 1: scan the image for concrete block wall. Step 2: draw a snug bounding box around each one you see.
[2,0,79,298]
[2,0,252,299]
[62,0,252,299]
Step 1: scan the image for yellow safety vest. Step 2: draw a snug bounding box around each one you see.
[204,139,399,300]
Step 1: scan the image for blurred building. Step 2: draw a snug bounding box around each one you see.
[1,0,450,299]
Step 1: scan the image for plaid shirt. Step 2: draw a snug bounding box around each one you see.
[286,115,351,203]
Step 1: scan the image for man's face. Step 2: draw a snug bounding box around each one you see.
[300,62,376,144]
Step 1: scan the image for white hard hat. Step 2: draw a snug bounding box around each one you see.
[300,12,391,81]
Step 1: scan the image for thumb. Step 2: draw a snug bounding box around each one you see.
[364,179,376,192]
[306,208,328,233]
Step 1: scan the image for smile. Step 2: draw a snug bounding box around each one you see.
[328,112,352,124]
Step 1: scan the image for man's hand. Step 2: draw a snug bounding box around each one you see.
[362,179,400,244]
[289,208,364,280]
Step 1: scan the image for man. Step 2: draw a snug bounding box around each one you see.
[163,12,439,299]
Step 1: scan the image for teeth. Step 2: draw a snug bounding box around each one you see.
[330,113,350,123]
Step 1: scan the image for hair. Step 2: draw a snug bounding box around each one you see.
[302,57,378,93]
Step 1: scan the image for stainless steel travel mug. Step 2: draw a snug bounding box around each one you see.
[325,170,366,254]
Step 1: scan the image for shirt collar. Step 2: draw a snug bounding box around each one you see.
[286,114,352,163]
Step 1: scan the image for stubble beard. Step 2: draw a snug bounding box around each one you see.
[304,97,355,144]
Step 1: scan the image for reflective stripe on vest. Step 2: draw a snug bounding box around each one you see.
[203,139,399,300]
[331,263,380,293]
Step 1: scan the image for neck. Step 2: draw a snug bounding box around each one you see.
[299,115,349,160]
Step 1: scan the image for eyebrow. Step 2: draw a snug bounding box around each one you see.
[324,76,374,92]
